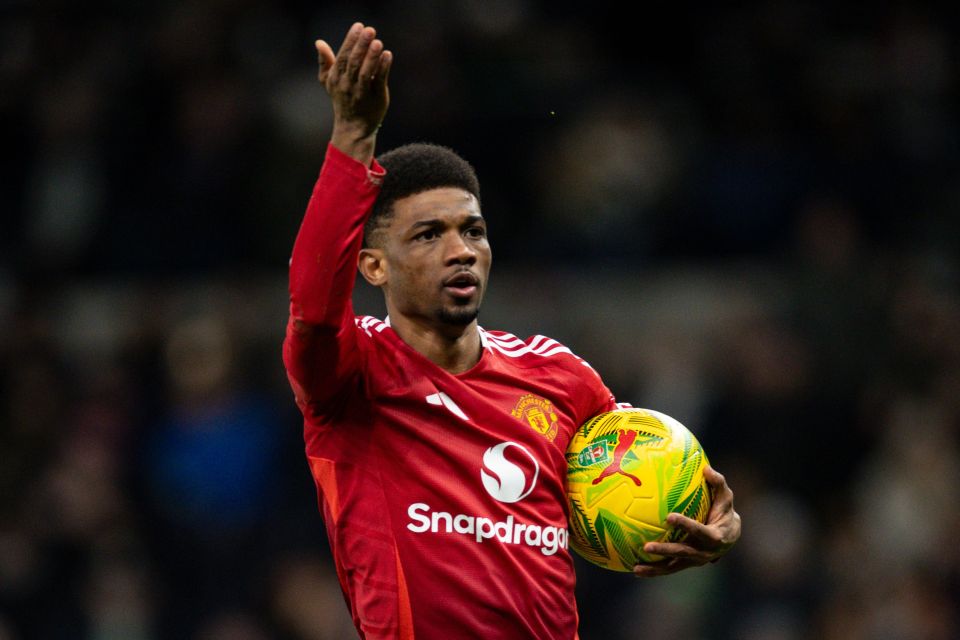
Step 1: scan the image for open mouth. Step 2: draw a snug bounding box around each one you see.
[442,271,479,298]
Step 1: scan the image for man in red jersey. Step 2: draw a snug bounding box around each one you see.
[283,22,741,639]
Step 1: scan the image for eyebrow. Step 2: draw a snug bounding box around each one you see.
[407,215,485,233]
[408,219,443,232]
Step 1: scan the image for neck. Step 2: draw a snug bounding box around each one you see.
[388,313,482,374]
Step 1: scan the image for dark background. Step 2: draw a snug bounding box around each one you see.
[1,1,959,638]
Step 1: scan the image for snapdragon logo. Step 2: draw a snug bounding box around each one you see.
[406,503,568,556]
[480,441,539,503]
[404,440,568,556]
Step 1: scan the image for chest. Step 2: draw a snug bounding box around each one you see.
[370,358,582,453]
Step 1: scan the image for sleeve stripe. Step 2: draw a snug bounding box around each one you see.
[354,315,389,336]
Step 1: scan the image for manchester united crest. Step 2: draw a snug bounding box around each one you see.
[512,394,559,442]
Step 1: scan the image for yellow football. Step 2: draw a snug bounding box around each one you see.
[566,408,711,571]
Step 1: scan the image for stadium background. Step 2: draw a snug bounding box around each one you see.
[2,1,959,638]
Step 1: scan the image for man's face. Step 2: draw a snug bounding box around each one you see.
[373,187,491,329]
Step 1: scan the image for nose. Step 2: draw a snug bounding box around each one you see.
[444,232,476,266]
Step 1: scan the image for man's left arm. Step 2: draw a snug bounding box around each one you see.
[633,465,741,577]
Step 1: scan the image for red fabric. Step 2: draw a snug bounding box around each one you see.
[394,546,415,640]
[284,144,616,640]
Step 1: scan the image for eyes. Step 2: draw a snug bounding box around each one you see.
[413,225,486,243]
[413,229,438,242]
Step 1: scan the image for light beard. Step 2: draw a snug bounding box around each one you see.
[437,305,480,326]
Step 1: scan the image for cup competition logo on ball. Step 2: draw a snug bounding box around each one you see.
[566,408,711,572]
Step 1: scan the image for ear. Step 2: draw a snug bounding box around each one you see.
[358,247,387,287]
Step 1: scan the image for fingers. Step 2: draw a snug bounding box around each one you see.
[663,512,714,544]
[367,49,392,97]
[637,536,714,578]
[703,466,735,523]
[322,23,390,89]
[334,22,364,76]
[358,37,384,81]
[704,466,732,501]
[344,25,376,81]
[703,464,724,485]
[643,539,708,561]
[644,511,731,555]
[633,467,741,577]
[315,40,335,82]
[377,50,393,82]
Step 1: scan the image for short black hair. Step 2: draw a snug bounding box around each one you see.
[364,143,481,247]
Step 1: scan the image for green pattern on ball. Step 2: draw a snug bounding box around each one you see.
[568,496,607,562]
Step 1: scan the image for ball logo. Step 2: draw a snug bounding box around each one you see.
[480,442,539,503]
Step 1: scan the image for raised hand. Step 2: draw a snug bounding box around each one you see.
[315,22,393,164]
[633,466,741,578]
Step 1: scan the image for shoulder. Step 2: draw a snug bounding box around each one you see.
[480,328,595,372]
[354,314,391,337]
[481,328,619,419]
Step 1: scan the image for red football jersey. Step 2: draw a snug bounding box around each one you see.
[284,145,617,639]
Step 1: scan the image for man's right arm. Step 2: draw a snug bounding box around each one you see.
[283,145,384,412]
[282,23,392,413]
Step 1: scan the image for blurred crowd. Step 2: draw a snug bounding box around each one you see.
[1,1,959,638]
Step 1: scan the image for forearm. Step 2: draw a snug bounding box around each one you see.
[330,122,377,167]
[288,143,384,327]
[284,143,384,409]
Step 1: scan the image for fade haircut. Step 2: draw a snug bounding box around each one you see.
[363,143,481,248]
